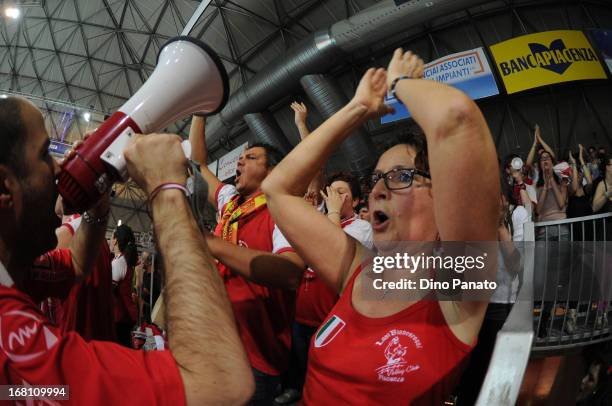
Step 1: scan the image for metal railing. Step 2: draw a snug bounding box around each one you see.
[476,212,612,404]
[529,213,611,352]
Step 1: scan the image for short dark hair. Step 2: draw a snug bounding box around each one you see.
[247,142,284,168]
[0,97,27,175]
[380,120,429,173]
[114,224,138,268]
[328,172,362,201]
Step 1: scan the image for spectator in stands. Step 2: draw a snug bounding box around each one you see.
[189,114,306,404]
[534,148,572,337]
[503,154,536,218]
[567,145,594,241]
[46,211,115,341]
[526,124,556,184]
[0,96,254,404]
[536,150,568,225]
[587,146,602,181]
[111,224,139,347]
[262,49,499,404]
[140,253,161,323]
[592,153,612,214]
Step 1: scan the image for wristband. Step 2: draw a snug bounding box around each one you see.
[327,211,340,216]
[390,76,412,101]
[149,183,189,206]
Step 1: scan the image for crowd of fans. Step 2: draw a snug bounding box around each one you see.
[1,46,611,406]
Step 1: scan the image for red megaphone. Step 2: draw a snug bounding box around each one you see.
[58,36,228,213]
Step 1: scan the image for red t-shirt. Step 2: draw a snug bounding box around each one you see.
[214,184,295,376]
[0,270,186,405]
[38,245,115,341]
[74,243,115,341]
[303,264,473,405]
[296,215,373,327]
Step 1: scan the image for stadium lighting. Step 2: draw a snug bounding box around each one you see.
[0,94,7,99]
[83,111,91,122]
[5,8,20,19]
[117,220,122,227]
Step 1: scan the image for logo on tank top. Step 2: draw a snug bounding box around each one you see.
[375,329,422,383]
[0,310,59,363]
[314,315,346,347]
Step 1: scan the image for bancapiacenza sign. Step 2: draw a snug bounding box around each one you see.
[498,39,598,76]
[490,30,607,94]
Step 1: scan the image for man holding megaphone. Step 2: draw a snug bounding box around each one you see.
[0,36,255,405]
[0,96,254,405]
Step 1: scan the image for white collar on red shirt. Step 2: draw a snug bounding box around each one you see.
[0,260,15,287]
[341,214,358,228]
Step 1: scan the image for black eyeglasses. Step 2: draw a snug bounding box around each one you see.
[368,168,431,191]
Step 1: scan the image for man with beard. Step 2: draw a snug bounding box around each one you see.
[0,97,253,405]
[189,115,306,404]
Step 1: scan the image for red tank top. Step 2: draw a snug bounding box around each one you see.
[303,264,473,405]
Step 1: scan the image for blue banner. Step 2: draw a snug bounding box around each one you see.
[49,140,71,157]
[382,47,499,124]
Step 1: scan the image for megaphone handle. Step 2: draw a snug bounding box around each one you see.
[181,140,192,160]
[102,134,193,183]
[100,127,135,181]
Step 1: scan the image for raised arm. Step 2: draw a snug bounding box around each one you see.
[292,101,325,206]
[124,133,253,406]
[188,115,221,205]
[388,49,499,242]
[292,101,311,139]
[67,197,109,279]
[579,144,593,187]
[262,69,390,292]
[592,181,611,212]
[537,126,556,160]
[569,151,579,195]
[526,126,539,168]
[204,234,304,289]
[549,176,568,210]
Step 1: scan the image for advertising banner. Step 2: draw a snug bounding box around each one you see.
[489,30,607,94]
[48,140,72,157]
[217,142,248,181]
[382,47,499,124]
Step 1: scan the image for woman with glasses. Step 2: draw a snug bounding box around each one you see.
[261,48,499,404]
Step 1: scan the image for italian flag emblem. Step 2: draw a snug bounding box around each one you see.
[314,315,346,348]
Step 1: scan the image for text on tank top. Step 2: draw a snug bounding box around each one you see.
[303,263,473,405]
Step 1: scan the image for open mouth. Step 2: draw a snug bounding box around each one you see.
[235,169,242,180]
[372,210,390,231]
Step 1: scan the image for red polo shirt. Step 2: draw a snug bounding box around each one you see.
[214,184,295,376]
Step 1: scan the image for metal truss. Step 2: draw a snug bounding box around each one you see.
[0,0,368,233]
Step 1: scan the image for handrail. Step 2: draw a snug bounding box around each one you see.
[475,223,536,405]
[534,212,612,227]
[476,212,611,404]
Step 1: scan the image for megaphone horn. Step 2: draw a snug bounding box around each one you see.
[58,36,229,213]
